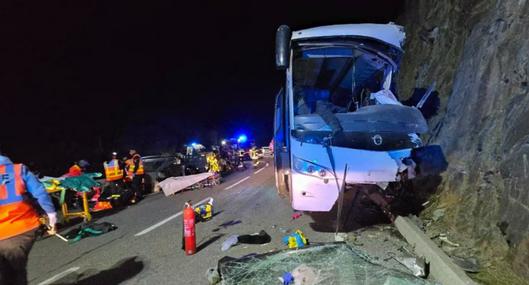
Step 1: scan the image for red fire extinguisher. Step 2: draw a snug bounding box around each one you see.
[183,202,196,255]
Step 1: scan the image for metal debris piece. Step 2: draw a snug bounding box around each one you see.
[451,256,480,273]
[394,256,427,277]
[438,233,460,247]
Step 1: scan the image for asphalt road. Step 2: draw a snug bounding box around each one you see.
[28,160,415,285]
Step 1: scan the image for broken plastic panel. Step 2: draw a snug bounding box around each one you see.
[218,243,434,285]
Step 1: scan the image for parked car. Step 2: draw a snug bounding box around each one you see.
[142,154,186,192]
[261,146,273,157]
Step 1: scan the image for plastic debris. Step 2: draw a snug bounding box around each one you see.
[222,235,239,251]
[282,230,308,249]
[292,212,303,220]
[280,272,294,285]
[394,256,427,277]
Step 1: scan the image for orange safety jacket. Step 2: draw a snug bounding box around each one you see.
[125,155,144,178]
[104,159,124,181]
[0,164,41,240]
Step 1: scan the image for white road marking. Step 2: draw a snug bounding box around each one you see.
[254,166,267,174]
[134,196,213,237]
[224,176,250,190]
[38,267,80,285]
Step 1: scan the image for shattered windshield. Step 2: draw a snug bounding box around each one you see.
[293,45,397,116]
[219,243,433,285]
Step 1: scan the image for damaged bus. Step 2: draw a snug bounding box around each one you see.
[273,23,446,221]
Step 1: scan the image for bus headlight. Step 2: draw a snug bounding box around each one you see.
[293,157,333,179]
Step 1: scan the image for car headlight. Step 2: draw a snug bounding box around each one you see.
[293,156,333,179]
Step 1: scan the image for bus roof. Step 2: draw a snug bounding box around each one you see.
[291,23,405,49]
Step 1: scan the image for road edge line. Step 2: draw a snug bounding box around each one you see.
[38,267,80,285]
[254,166,266,174]
[394,216,476,285]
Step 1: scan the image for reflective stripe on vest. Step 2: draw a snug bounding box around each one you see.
[126,158,144,176]
[104,159,124,181]
[0,164,40,240]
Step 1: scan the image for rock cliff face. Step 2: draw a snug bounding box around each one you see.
[397,0,529,282]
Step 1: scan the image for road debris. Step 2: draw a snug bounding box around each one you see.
[64,222,117,243]
[279,272,294,285]
[217,243,433,285]
[291,212,303,220]
[206,267,221,284]
[195,198,214,222]
[451,256,480,273]
[222,235,240,251]
[439,233,460,247]
[282,230,308,249]
[394,256,427,277]
[221,231,271,251]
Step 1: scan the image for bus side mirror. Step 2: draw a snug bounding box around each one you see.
[275,25,291,70]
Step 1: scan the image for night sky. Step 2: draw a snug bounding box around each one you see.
[1,0,403,175]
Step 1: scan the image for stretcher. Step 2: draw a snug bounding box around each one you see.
[42,174,102,222]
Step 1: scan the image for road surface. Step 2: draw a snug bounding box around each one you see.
[28,160,414,285]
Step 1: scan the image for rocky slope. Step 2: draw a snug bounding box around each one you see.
[397,0,529,283]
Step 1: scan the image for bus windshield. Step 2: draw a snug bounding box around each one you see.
[292,45,397,116]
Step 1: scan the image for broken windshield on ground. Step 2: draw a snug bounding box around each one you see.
[218,243,434,285]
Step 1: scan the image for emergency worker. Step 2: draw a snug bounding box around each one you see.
[0,155,57,285]
[125,150,144,203]
[103,152,124,182]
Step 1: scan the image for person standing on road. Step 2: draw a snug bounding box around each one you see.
[0,154,57,285]
[104,152,124,183]
[125,149,144,203]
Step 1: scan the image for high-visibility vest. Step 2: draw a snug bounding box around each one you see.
[126,156,144,177]
[0,164,41,240]
[104,159,124,181]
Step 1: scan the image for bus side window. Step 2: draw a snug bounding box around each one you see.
[274,88,285,148]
